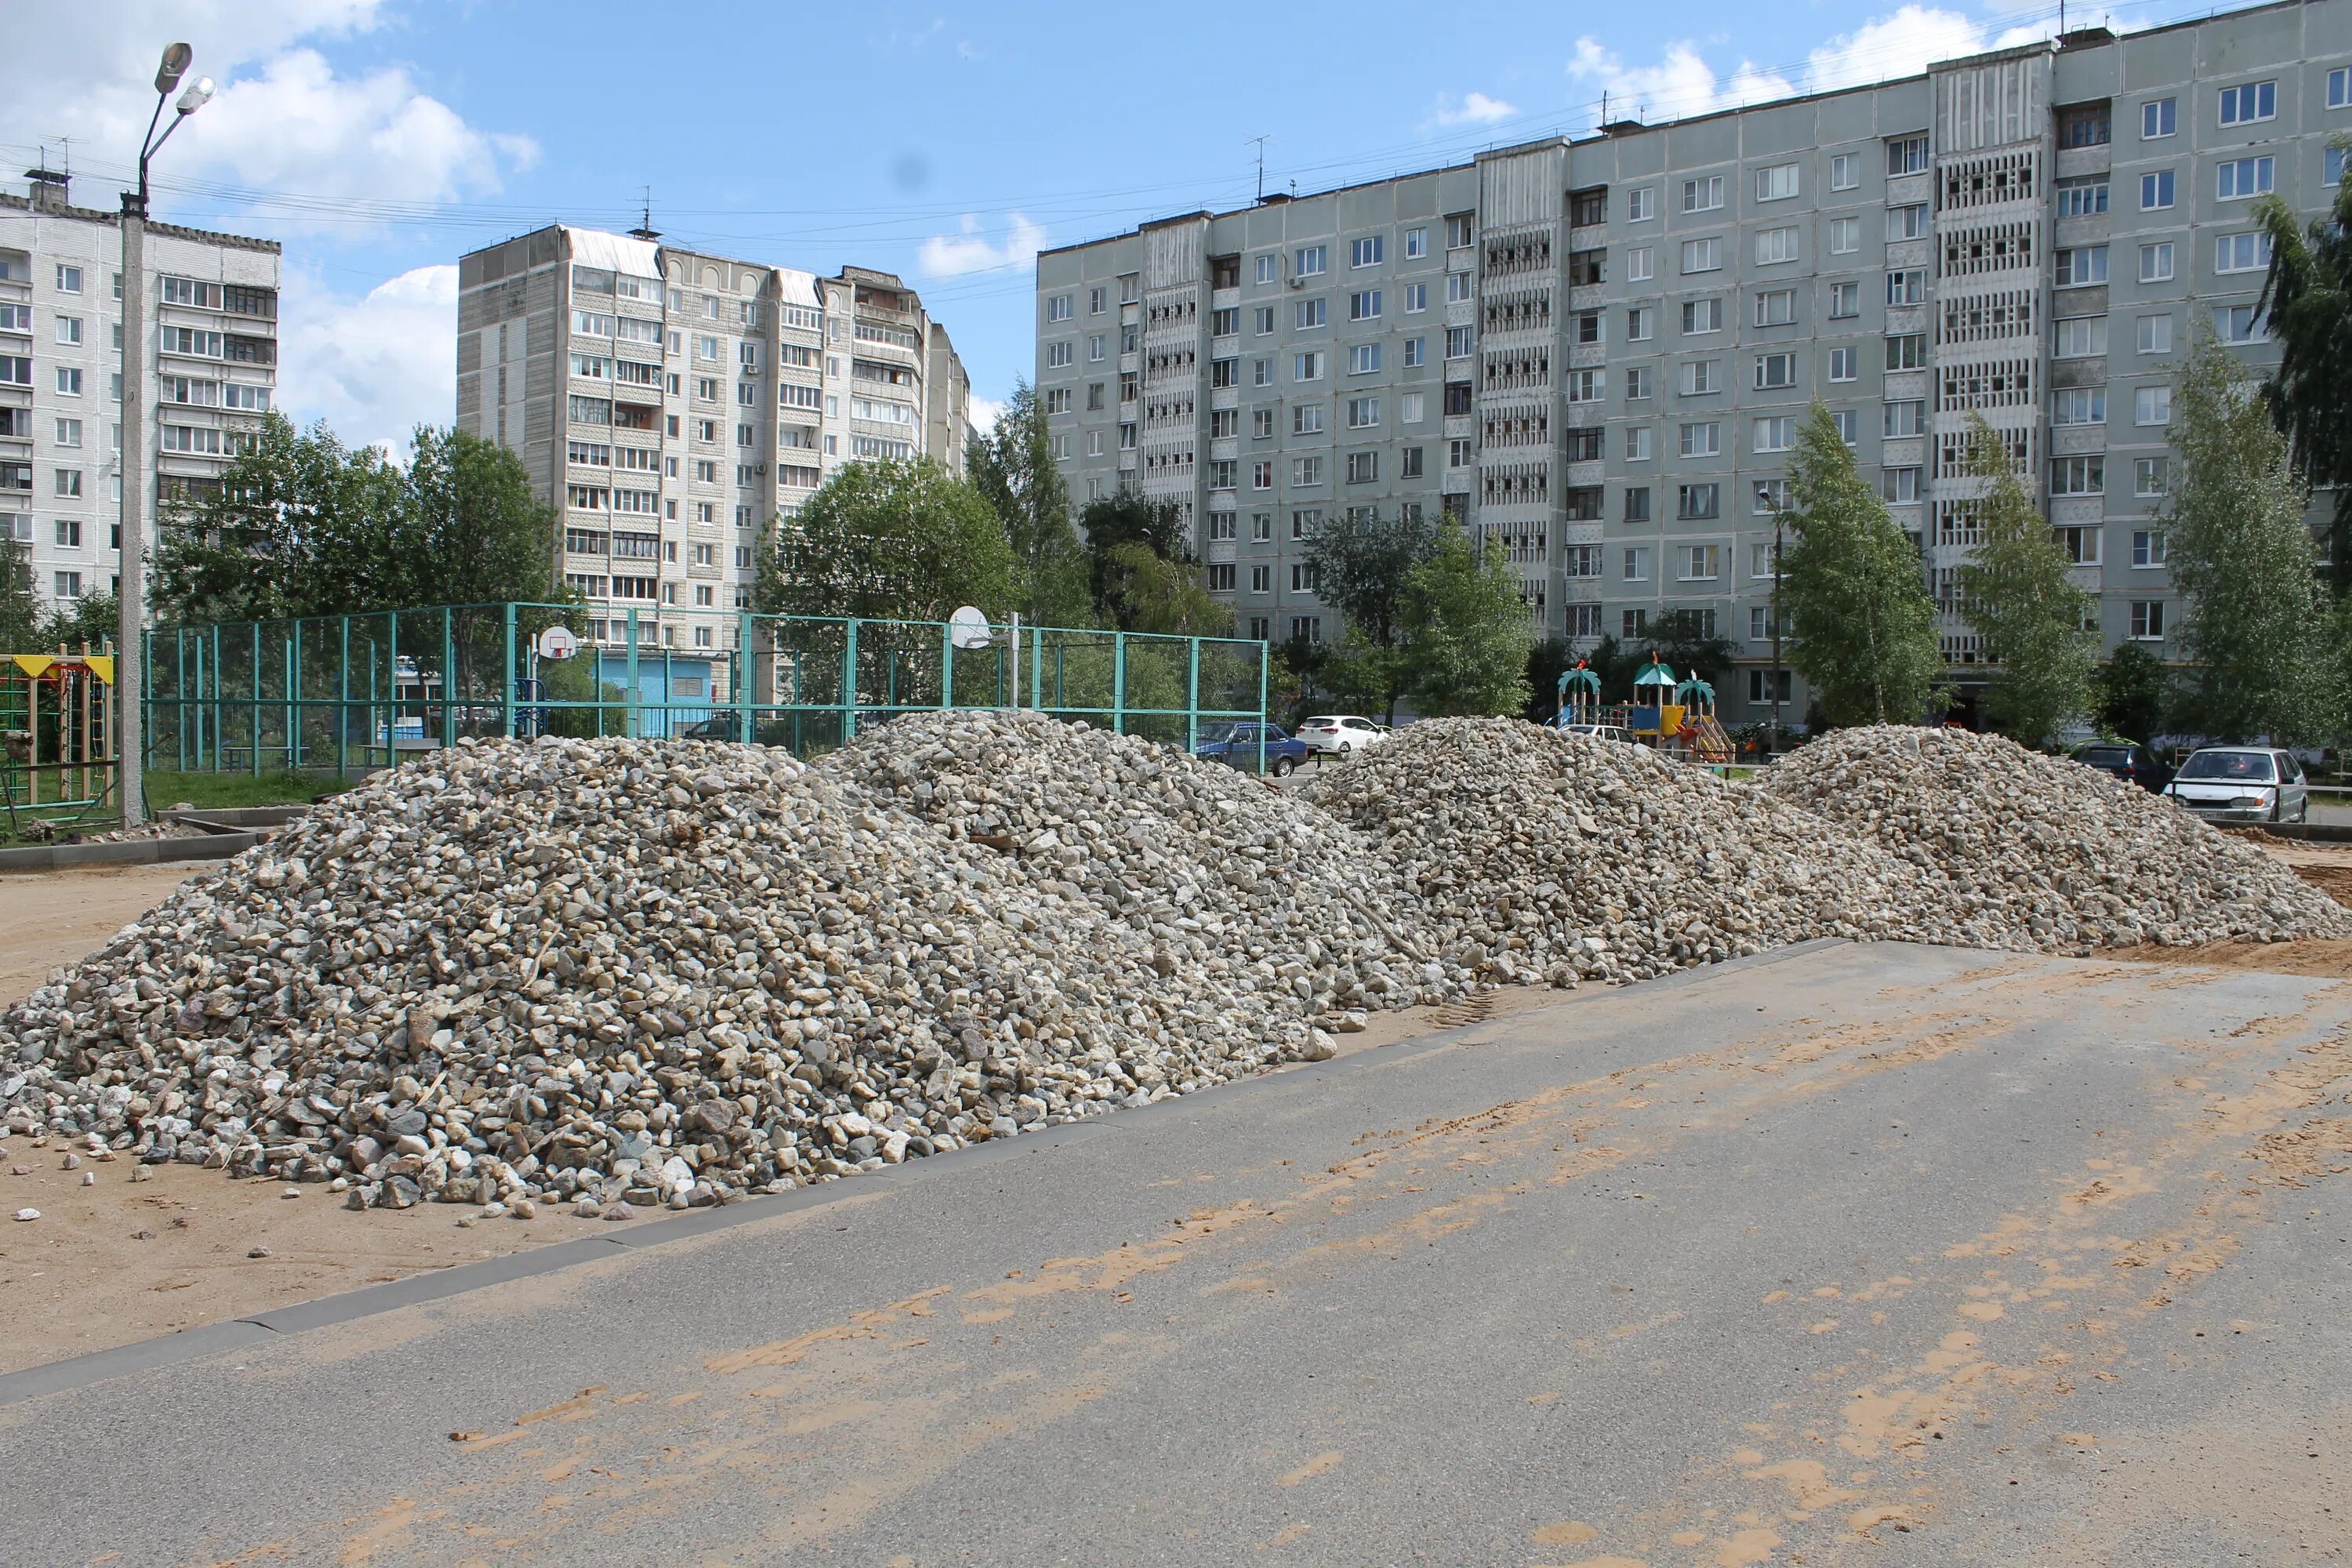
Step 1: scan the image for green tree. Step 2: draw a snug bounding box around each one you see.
[1778,405,1947,726]
[2252,181,2352,591]
[154,412,406,622]
[0,539,38,650]
[395,426,567,610]
[1094,542,1232,637]
[1074,492,1192,630]
[967,382,1091,626]
[39,591,121,651]
[1955,415,2097,748]
[1400,520,1533,717]
[757,457,1017,623]
[152,414,562,623]
[1307,506,1436,723]
[2093,641,2172,743]
[2161,324,2328,743]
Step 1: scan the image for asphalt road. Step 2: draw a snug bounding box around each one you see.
[5,939,2352,1567]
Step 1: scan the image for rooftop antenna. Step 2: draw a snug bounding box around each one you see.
[628,185,660,241]
[1248,135,1269,201]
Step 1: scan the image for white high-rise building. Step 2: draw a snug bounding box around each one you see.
[456,224,971,653]
[1,169,282,619]
[1037,0,2352,723]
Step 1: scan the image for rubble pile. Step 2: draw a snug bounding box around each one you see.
[832,709,1464,1016]
[1303,718,1984,984]
[1751,724,2352,948]
[0,731,1368,1210]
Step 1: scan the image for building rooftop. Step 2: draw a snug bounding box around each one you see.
[0,189,283,255]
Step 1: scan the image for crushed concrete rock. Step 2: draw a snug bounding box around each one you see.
[0,720,1455,1209]
[1754,726,2352,949]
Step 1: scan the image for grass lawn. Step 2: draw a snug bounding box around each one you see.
[142,769,354,812]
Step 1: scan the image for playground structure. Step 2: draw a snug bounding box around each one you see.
[1553,655,1736,765]
[2,647,118,833]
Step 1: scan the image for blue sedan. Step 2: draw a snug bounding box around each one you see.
[1191,721,1308,776]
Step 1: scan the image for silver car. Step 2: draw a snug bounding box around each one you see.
[2162,746,2310,824]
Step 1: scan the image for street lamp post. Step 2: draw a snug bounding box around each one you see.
[117,43,212,826]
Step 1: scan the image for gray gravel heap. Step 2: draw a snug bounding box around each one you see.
[1750,724,2352,949]
[0,730,1369,1210]
[832,709,1465,1016]
[1303,717,1986,985]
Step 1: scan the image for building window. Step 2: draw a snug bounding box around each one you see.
[1680,238,1722,274]
[2140,243,2175,283]
[2053,316,2106,358]
[2056,103,2111,148]
[1676,483,1719,520]
[1404,227,1428,259]
[1445,326,1474,359]
[1831,153,1859,191]
[1878,467,1920,504]
[1889,201,1929,239]
[2132,528,2169,564]
[1401,447,1423,477]
[54,264,83,294]
[1345,396,1381,428]
[1250,564,1272,593]
[1295,298,1327,331]
[1679,421,1720,457]
[2050,456,2105,496]
[1046,295,1073,322]
[1626,426,1653,460]
[2135,386,2172,426]
[1294,351,1323,382]
[1752,289,1796,328]
[1624,366,1651,400]
[2142,97,2176,138]
[1886,269,1926,306]
[2219,81,2277,126]
[2217,156,2276,200]
[1883,400,1925,437]
[1886,136,1930,176]
[2213,303,2265,343]
[1885,334,1925,370]
[2055,247,2107,286]
[1678,545,1721,580]
[2140,170,2175,210]
[2332,67,2351,110]
[1831,408,1858,445]
[1682,297,1722,335]
[1623,247,1653,283]
[1295,245,1327,278]
[1448,438,1473,468]
[1349,343,1382,374]
[1679,361,1719,397]
[1628,307,1654,341]
[2054,177,2108,217]
[1401,283,1428,314]
[1255,255,1277,285]
[1755,163,1800,201]
[1294,456,1324,486]
[1754,353,1797,389]
[1829,217,1860,256]
[1753,416,1795,453]
[1350,235,1384,267]
[2129,601,2166,640]
[2134,459,2170,499]
[2052,387,2107,426]
[1681,175,1725,212]
[2216,231,2274,274]
[1293,404,1324,435]
[1828,347,1857,382]
[1345,450,1379,484]
[1828,281,1859,320]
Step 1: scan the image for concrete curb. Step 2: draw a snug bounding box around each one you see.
[0,938,1860,1407]
[0,831,262,873]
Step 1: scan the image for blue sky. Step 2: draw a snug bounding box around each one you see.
[11,0,2205,449]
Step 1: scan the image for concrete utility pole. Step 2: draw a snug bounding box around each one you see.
[117,42,212,826]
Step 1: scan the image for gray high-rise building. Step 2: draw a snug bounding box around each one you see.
[457,225,971,654]
[2,170,281,619]
[1035,1,2349,722]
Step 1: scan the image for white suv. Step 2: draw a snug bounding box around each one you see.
[1297,715,1389,758]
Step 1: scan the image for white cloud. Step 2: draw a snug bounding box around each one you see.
[1569,5,2018,124]
[2,2,532,228]
[1806,5,1993,91]
[277,263,456,454]
[1569,37,1795,122]
[966,394,1008,435]
[1432,90,1519,126]
[919,213,1047,279]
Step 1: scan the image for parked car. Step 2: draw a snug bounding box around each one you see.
[1551,719,1632,745]
[1192,721,1309,776]
[2162,746,2310,824]
[2071,738,2173,793]
[1296,715,1389,758]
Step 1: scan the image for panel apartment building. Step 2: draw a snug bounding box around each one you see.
[2,170,281,618]
[1035,0,2350,723]
[456,224,971,654]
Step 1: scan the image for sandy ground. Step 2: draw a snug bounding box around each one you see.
[1,829,2347,1377]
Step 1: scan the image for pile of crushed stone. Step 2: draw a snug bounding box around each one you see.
[1,724,1428,1211]
[1751,725,2352,948]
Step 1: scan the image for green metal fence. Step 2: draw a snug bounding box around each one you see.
[142,603,1272,776]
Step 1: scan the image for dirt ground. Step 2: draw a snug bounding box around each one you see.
[2,833,2348,1377]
